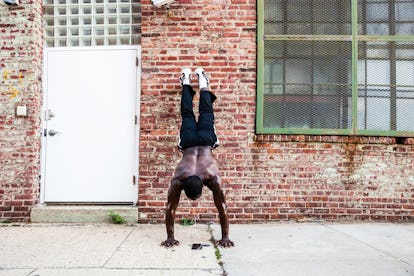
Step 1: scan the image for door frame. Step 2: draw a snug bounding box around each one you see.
[40,45,141,204]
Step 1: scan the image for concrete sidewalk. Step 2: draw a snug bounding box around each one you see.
[0,224,222,276]
[211,222,414,276]
[1,223,414,276]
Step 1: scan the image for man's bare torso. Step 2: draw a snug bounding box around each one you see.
[173,146,218,183]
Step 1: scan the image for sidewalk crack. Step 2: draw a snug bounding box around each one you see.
[101,226,135,268]
[26,268,38,276]
[207,224,227,276]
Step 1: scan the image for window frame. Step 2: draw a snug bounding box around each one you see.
[256,0,414,137]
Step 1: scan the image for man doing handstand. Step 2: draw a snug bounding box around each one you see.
[161,68,234,248]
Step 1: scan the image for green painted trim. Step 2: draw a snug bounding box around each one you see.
[256,0,414,137]
[351,0,359,134]
[255,0,264,133]
[257,126,414,136]
[264,35,414,44]
[257,128,353,135]
[264,35,352,41]
[358,35,414,41]
[356,130,414,137]
[257,128,414,136]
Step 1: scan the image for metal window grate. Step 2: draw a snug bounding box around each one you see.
[258,0,414,136]
[358,0,414,36]
[264,0,352,36]
[264,40,352,130]
[358,41,414,131]
[43,0,141,47]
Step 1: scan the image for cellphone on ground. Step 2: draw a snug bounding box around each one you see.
[191,243,202,250]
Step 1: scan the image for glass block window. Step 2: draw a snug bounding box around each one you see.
[43,0,141,47]
[257,0,414,136]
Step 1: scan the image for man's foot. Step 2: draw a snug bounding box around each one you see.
[195,67,209,90]
[180,68,192,86]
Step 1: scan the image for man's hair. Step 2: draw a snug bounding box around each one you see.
[182,175,203,200]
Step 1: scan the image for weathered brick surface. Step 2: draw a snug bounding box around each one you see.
[139,0,414,223]
[0,1,43,222]
[1,0,413,223]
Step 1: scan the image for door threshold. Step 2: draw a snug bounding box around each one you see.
[31,204,138,224]
[45,202,134,206]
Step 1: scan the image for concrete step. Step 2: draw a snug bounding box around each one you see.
[30,205,138,224]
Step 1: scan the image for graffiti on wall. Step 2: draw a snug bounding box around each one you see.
[1,69,24,115]
[3,70,23,99]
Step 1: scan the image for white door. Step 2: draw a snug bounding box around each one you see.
[42,47,139,203]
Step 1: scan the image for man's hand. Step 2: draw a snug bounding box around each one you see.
[216,237,234,248]
[161,238,180,248]
[207,178,233,249]
[163,180,182,249]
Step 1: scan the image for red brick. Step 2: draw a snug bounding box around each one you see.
[2,1,414,224]
[0,0,42,222]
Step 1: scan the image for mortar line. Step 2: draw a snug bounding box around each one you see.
[320,223,414,268]
[101,226,135,268]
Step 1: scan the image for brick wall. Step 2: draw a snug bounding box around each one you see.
[0,0,43,222]
[1,0,412,223]
[139,0,414,223]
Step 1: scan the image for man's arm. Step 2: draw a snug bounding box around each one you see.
[206,176,234,248]
[161,179,182,247]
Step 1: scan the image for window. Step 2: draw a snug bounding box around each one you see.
[257,0,414,136]
[43,0,141,47]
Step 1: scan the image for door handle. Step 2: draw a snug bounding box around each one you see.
[48,130,61,136]
[47,109,56,120]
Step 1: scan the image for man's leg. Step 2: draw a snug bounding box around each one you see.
[195,68,219,148]
[178,69,198,150]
